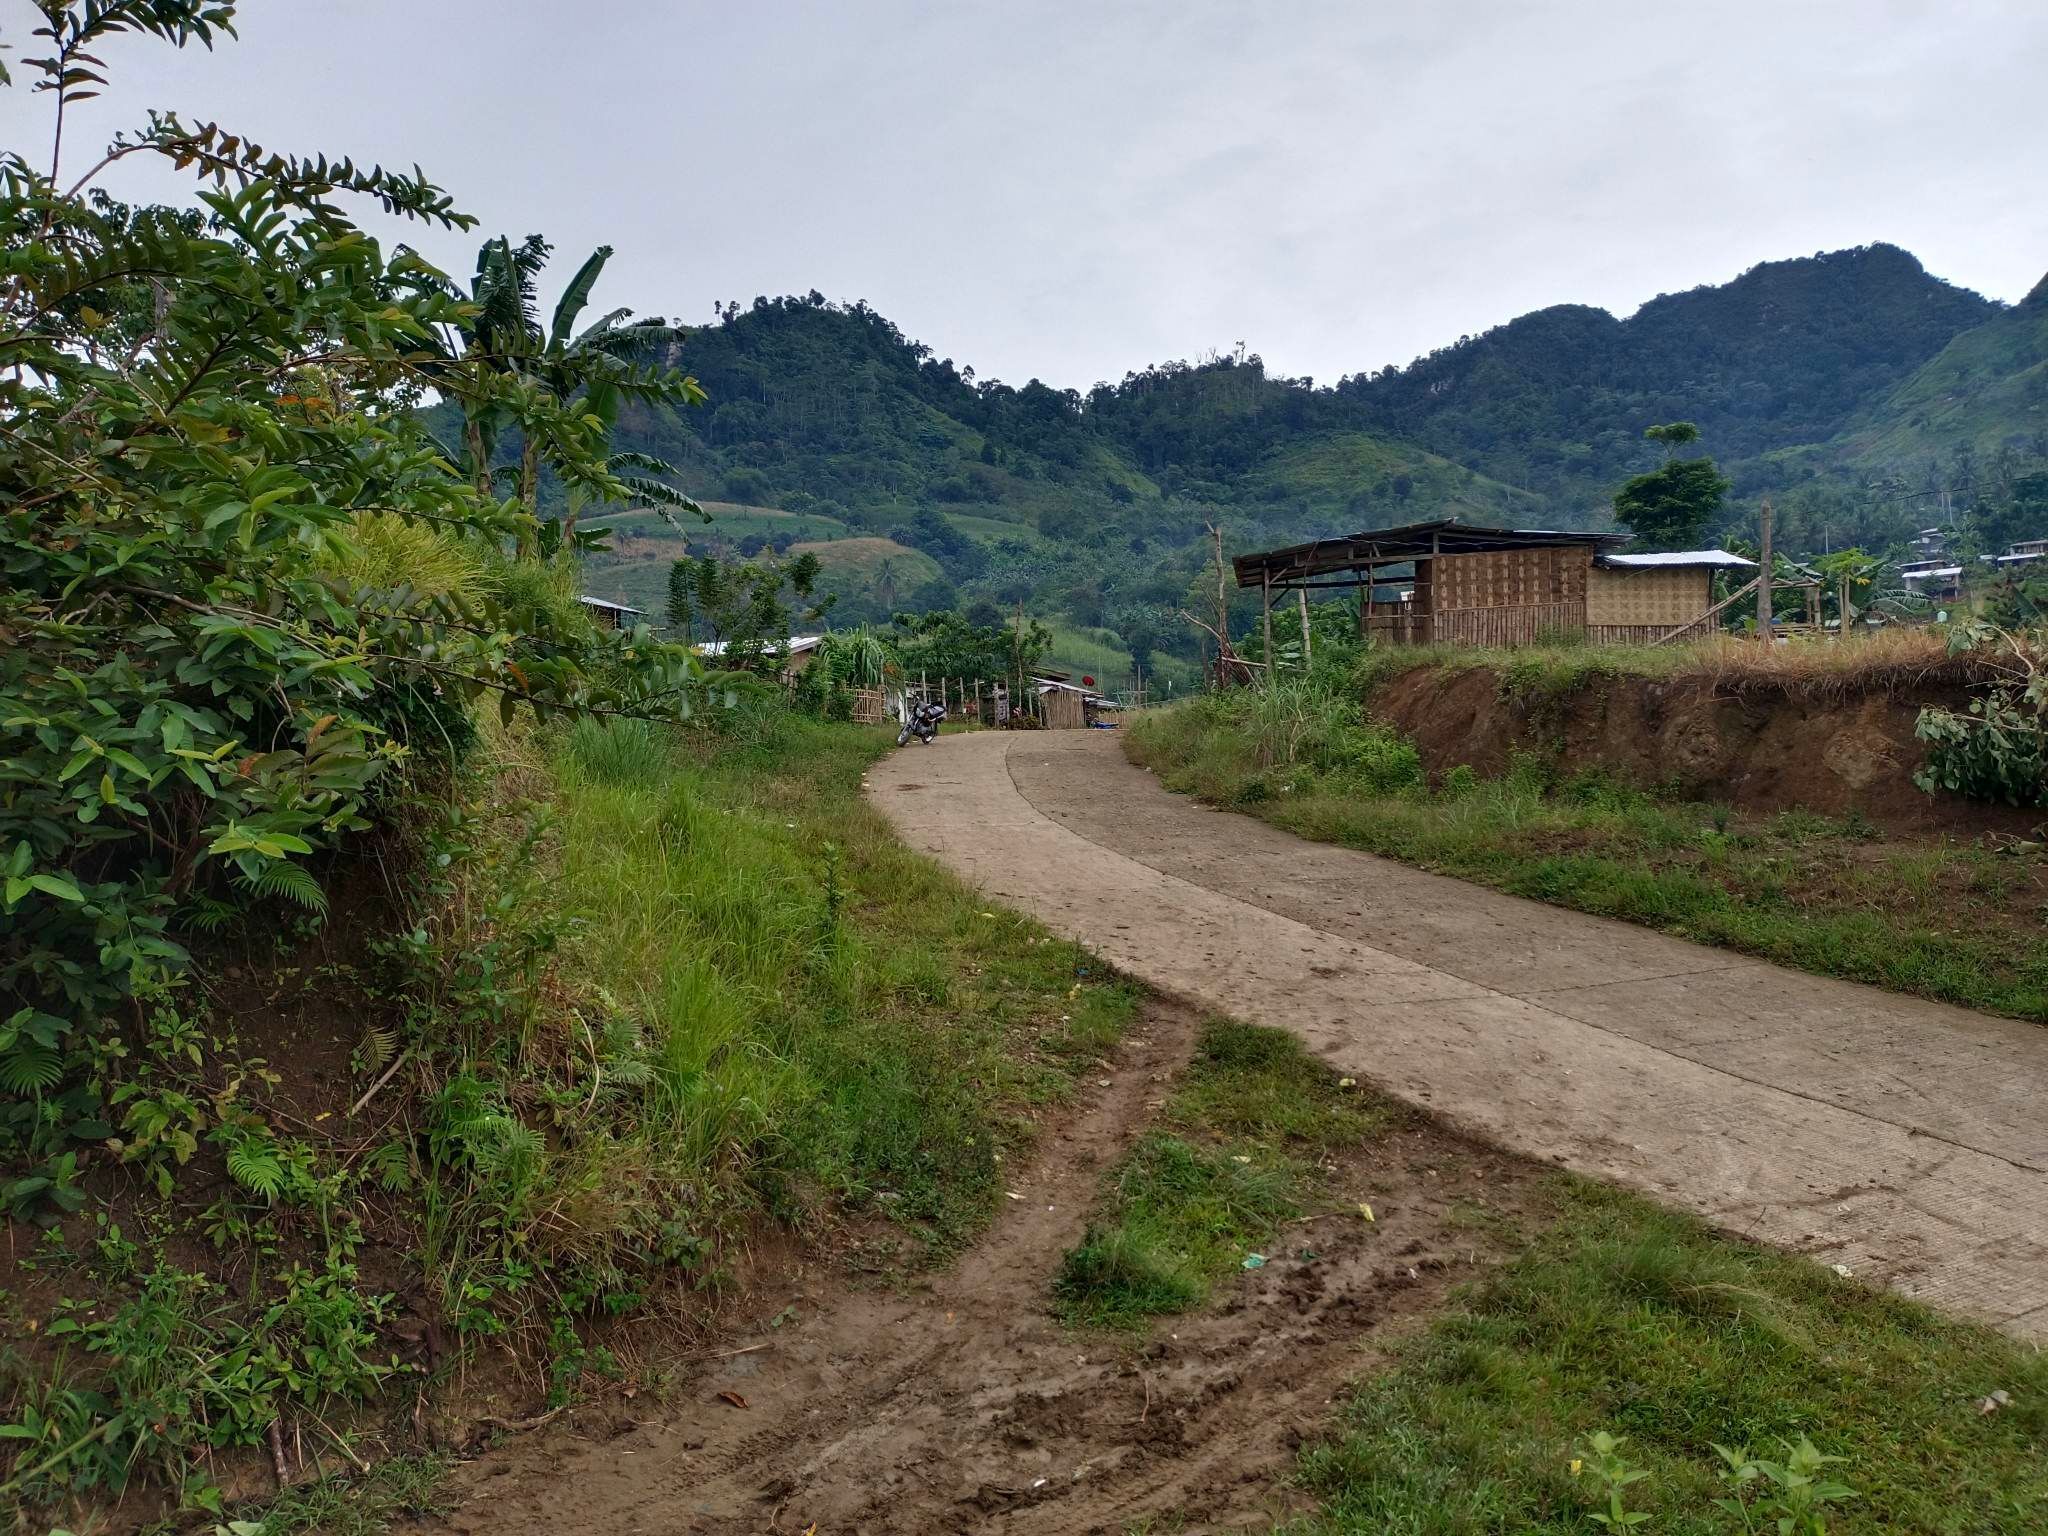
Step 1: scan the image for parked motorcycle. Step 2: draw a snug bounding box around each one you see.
[896,700,947,747]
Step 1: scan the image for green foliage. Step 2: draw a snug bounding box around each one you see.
[1614,453,1732,550]
[667,550,831,667]
[890,608,1048,681]
[1914,625,2048,807]
[1289,1183,2045,1533]
[0,5,702,1187]
[4,1256,396,1502]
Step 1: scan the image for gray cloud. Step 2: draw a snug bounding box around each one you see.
[8,0,2043,387]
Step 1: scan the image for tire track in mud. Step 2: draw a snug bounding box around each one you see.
[417,999,1542,1535]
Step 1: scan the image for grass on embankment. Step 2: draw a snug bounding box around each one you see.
[1128,689,2048,1023]
[541,708,1137,1258]
[1054,1018,1395,1328]
[1286,1181,2048,1534]
[0,708,1138,1524]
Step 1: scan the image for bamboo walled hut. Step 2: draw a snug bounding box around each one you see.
[1233,519,1755,648]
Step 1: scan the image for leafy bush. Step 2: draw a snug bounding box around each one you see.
[0,3,700,1187]
[1914,624,2048,808]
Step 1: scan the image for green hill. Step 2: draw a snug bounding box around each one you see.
[584,247,2045,678]
[1828,276,2048,477]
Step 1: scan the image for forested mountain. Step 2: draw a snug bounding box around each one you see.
[1828,270,2048,478]
[580,244,2045,676]
[1335,244,1998,502]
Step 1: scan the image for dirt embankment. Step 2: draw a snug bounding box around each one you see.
[1370,663,2040,836]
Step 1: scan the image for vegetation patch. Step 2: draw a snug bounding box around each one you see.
[1286,1181,2048,1534]
[540,709,1139,1258]
[1054,1019,1394,1329]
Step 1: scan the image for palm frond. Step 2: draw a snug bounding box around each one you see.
[550,245,614,348]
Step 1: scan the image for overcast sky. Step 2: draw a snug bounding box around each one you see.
[9,0,2045,388]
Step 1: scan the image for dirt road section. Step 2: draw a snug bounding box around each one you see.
[870,731,2048,1338]
[416,1004,1530,1535]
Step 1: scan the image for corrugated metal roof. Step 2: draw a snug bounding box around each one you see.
[577,595,644,614]
[696,634,825,658]
[1233,519,1627,589]
[1596,550,1757,570]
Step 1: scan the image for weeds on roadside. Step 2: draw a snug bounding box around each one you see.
[1285,1182,2047,1534]
[1055,1019,1391,1329]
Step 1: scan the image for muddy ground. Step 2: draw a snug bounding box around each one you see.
[412,1000,1546,1535]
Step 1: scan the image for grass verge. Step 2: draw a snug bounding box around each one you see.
[1054,1019,1393,1329]
[1128,690,2048,1022]
[538,709,1140,1259]
[1284,1180,2048,1534]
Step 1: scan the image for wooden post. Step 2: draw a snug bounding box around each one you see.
[1208,521,1229,678]
[1755,496,1774,643]
[1297,587,1312,669]
[1261,570,1273,687]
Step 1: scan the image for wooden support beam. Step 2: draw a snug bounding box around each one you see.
[1261,570,1273,688]
[1653,575,1761,645]
[1756,496,1774,642]
[1297,586,1312,668]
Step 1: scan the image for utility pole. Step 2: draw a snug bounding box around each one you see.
[1755,495,1774,643]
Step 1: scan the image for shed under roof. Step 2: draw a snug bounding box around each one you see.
[1233,519,1627,590]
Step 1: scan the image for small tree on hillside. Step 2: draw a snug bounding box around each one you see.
[678,551,832,671]
[1613,422,1730,550]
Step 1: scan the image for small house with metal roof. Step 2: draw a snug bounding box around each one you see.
[1232,519,1755,648]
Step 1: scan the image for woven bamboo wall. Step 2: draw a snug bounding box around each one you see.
[1587,623,1686,645]
[1587,565,1710,627]
[1042,689,1086,729]
[1424,546,1589,644]
[1433,601,1584,646]
[1432,547,1590,612]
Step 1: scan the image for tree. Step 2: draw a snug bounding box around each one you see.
[1612,424,1731,550]
[667,557,697,638]
[687,552,832,672]
[417,236,706,552]
[1643,420,1702,456]
[0,0,700,1186]
[891,611,1046,681]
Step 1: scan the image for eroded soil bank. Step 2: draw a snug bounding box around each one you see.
[1370,661,2041,835]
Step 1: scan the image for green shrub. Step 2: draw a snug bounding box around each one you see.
[0,12,700,1197]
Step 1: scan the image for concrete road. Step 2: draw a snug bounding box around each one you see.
[870,729,2048,1337]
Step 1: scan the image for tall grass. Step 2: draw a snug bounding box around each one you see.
[526,708,1139,1260]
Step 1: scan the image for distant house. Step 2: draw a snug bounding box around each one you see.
[577,595,643,631]
[695,634,826,683]
[1032,676,1121,730]
[1908,526,1950,559]
[1232,519,1755,648]
[1899,559,1964,601]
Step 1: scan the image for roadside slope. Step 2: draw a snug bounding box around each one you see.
[868,731,2048,1337]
